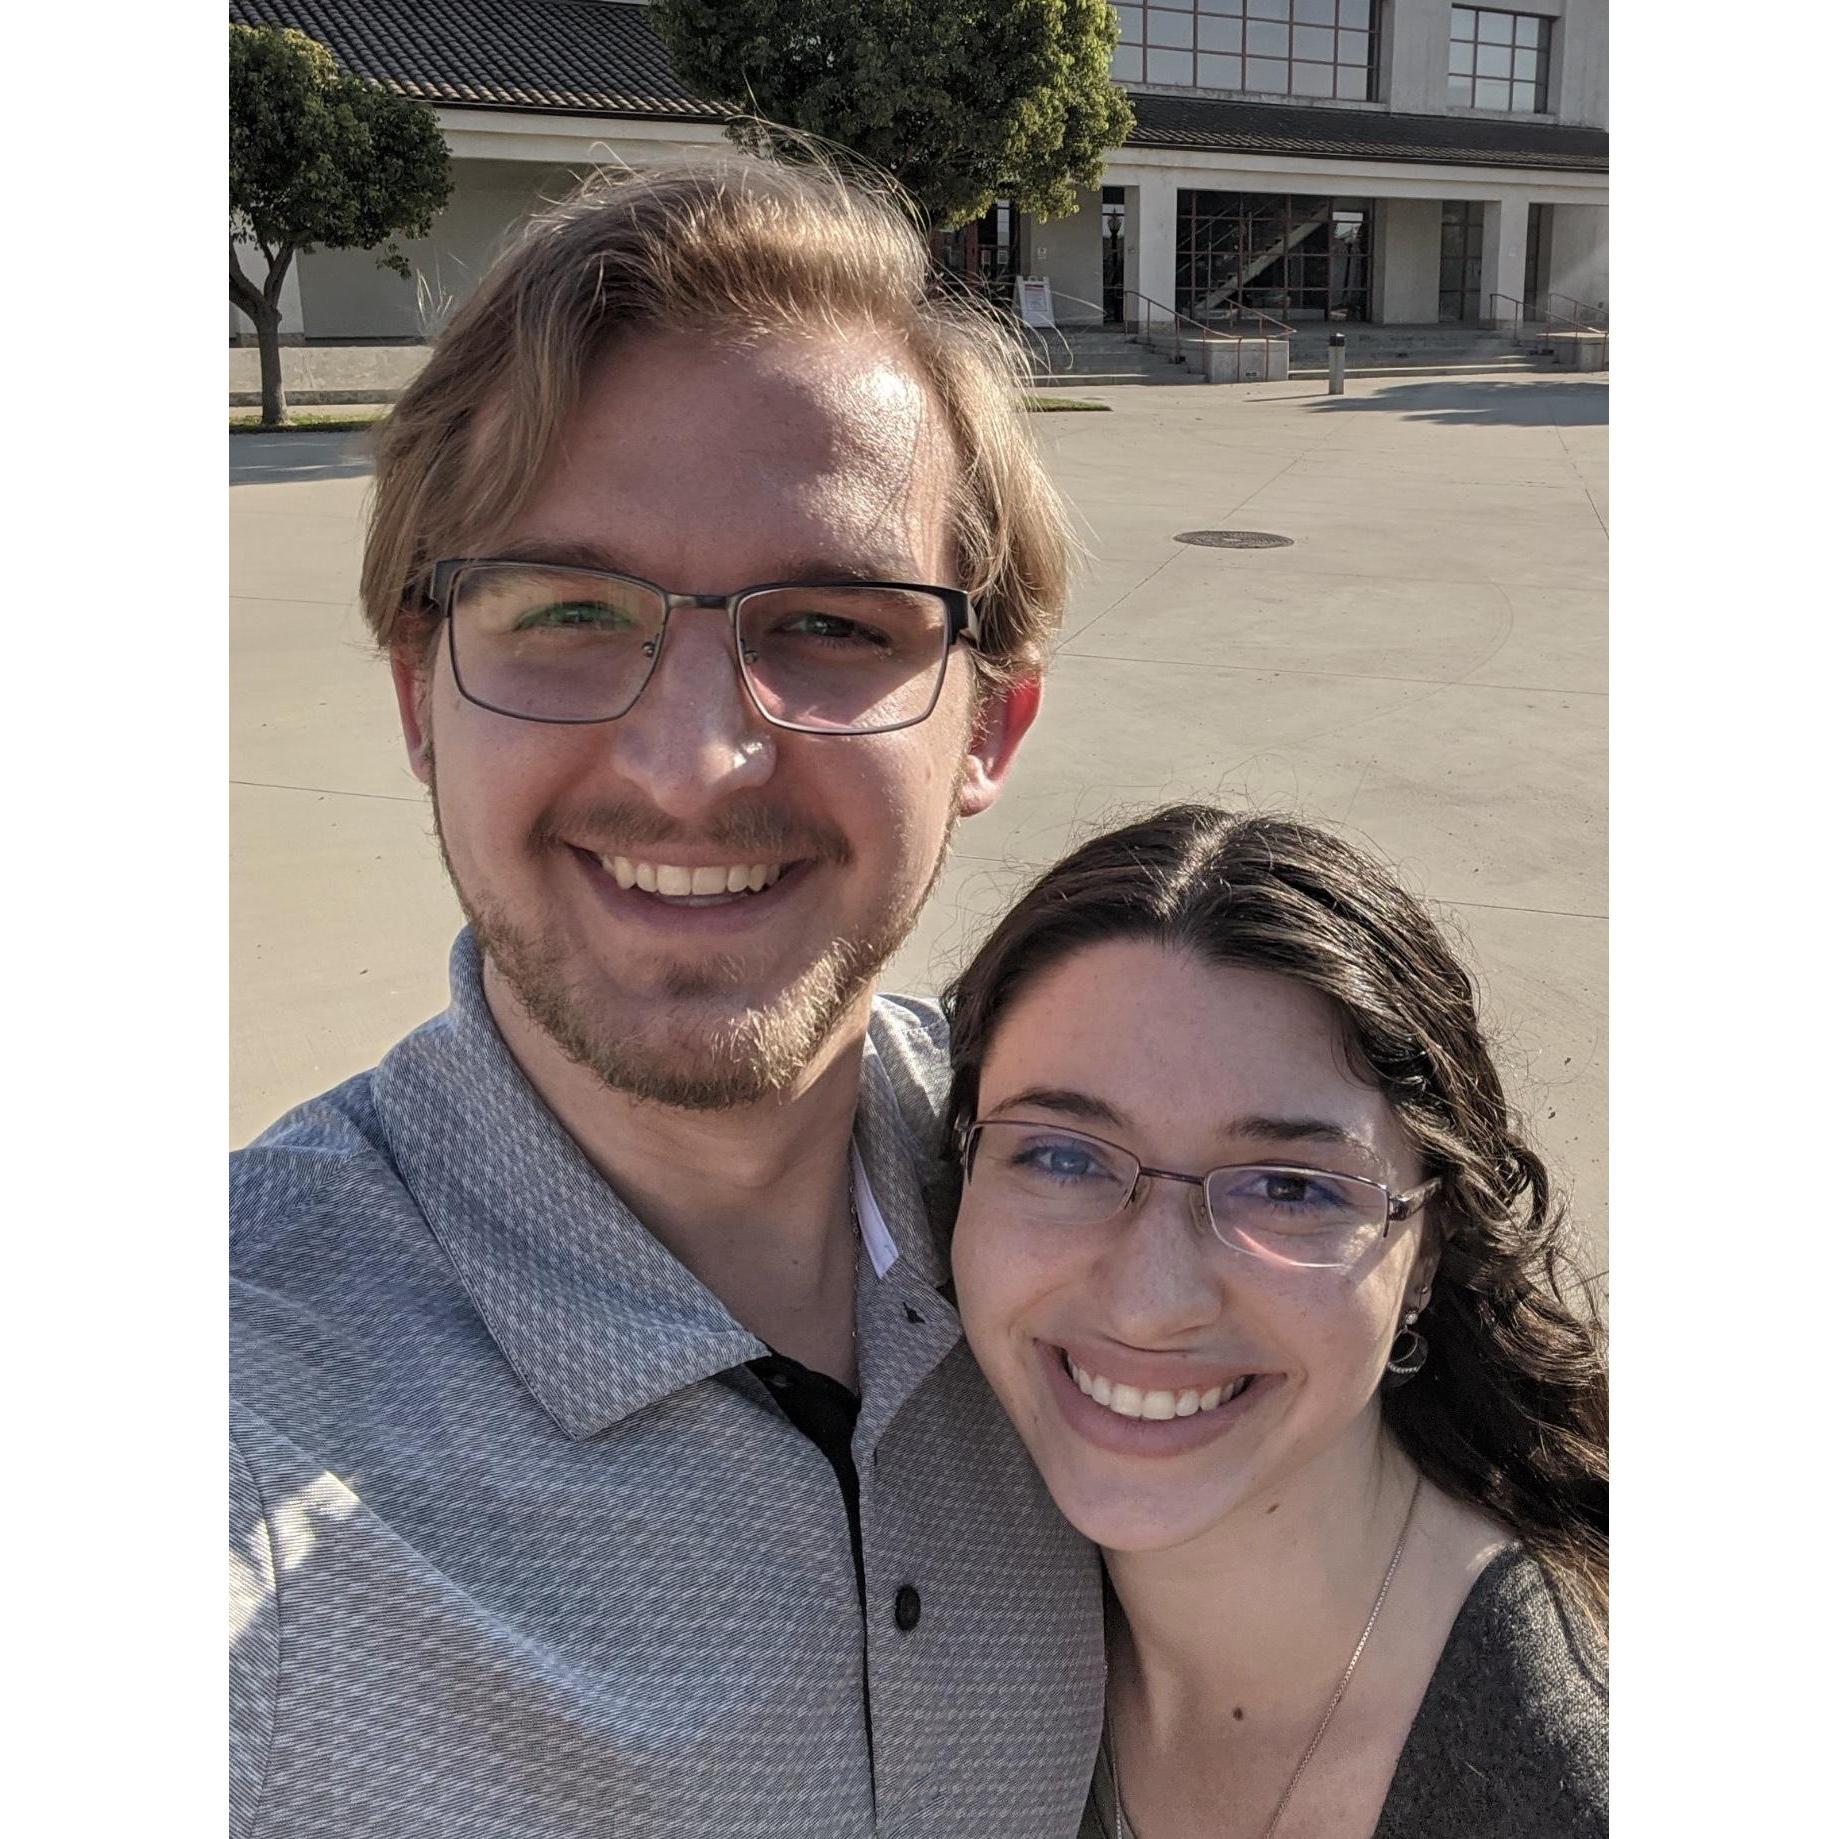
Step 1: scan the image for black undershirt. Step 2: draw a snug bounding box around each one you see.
[747,1353,866,1608]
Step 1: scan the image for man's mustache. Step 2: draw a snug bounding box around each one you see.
[533,800,854,866]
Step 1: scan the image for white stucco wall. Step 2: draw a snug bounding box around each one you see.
[1027,188,1106,324]
[1548,202,1609,317]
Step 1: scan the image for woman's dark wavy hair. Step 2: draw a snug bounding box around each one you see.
[941,805,1607,1632]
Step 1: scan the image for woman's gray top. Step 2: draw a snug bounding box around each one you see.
[1082,1547,1607,1839]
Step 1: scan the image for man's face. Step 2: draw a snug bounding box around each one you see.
[393,326,1037,1108]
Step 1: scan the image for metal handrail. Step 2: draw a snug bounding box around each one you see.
[1489,291,1609,348]
[1116,288,1294,379]
[1545,289,1608,330]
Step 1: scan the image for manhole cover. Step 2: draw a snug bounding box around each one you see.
[1174,529,1294,549]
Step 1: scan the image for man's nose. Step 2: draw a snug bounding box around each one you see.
[605,606,778,817]
[1097,1178,1223,1344]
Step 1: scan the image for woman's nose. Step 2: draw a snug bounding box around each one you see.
[1097,1177,1223,1343]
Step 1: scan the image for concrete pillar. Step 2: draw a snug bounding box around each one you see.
[1125,173,1179,324]
[229,245,307,345]
[1548,204,1609,321]
[1372,198,1441,325]
[1480,192,1530,327]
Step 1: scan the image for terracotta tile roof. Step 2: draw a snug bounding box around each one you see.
[228,2,1606,171]
[1125,91,1608,173]
[227,0,722,119]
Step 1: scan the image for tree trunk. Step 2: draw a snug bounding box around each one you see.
[252,301,288,428]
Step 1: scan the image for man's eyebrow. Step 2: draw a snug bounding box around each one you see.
[987,1087,1130,1130]
[464,540,930,586]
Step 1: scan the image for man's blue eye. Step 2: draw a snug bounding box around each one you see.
[775,612,890,649]
[512,601,635,631]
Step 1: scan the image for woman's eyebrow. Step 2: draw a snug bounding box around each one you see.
[1228,1114,1368,1151]
[989,1087,1129,1130]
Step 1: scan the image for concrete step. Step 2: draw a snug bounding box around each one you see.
[1029,368,1199,387]
[1289,357,1560,380]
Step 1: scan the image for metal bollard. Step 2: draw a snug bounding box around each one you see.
[1327,331,1346,395]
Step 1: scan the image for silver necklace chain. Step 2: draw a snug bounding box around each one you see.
[1108,1475,1423,1839]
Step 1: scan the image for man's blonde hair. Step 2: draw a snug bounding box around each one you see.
[361,152,1073,688]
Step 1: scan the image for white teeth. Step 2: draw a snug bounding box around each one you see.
[601,857,789,898]
[1066,1353,1252,1423]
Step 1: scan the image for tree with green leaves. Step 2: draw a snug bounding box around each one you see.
[649,0,1133,230]
[230,25,451,426]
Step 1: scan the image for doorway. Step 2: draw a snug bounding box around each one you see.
[1439,202,1484,321]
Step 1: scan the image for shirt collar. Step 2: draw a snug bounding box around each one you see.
[373,931,955,1441]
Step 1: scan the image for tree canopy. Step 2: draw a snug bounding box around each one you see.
[648,0,1134,226]
[230,24,451,422]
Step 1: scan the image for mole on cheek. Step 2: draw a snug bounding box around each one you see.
[1233,1708,1245,1721]
[1265,1502,1280,1514]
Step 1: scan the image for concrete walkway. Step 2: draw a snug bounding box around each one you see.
[231,371,1607,1265]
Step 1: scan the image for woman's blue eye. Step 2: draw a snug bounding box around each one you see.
[1015,1143,1104,1183]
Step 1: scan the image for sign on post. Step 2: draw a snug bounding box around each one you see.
[1015,275,1056,330]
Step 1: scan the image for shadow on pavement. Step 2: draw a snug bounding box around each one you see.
[1300,378,1608,427]
[229,431,377,487]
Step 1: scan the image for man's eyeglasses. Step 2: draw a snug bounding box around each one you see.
[425,558,982,737]
[958,1119,1439,1272]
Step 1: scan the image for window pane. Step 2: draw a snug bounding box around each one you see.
[1149,7,1196,46]
[1338,0,1371,25]
[1295,24,1335,59]
[1338,63,1372,98]
[1512,80,1539,111]
[1247,20,1289,54]
[1199,17,1244,51]
[1197,51,1244,86]
[1513,47,1539,79]
[1478,10,1513,44]
[1245,56,1289,88]
[1448,75,1472,104]
[1112,46,1145,81]
[1248,0,1289,18]
[1198,0,1245,12]
[1340,28,1369,62]
[1292,59,1335,94]
[1474,76,1511,107]
[1452,6,1477,36]
[1297,0,1337,23]
[1114,4,1146,40]
[1148,48,1195,81]
[1515,14,1543,45]
[1450,41,1474,75]
[1477,43,1511,77]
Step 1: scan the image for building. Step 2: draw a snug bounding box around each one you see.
[229,0,1608,345]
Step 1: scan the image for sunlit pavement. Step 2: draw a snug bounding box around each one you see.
[231,372,1607,1267]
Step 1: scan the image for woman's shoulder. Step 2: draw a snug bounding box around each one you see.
[1376,1546,1606,1839]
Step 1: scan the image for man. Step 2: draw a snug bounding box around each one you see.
[230,157,1103,1837]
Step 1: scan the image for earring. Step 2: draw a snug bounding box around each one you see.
[1385,1306,1429,1385]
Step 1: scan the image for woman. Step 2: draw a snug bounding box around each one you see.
[943,807,1606,1839]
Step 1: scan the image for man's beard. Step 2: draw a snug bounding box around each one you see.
[429,766,958,1111]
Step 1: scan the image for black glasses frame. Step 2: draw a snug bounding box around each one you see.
[958,1117,1440,1270]
[426,557,983,737]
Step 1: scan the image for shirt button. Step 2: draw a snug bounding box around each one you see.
[893,1585,922,1632]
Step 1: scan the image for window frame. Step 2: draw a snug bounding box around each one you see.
[1447,6,1552,114]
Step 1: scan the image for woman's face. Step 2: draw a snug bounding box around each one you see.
[951,938,1436,1554]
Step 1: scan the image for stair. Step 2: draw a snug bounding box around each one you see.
[1282,324,1561,378]
[1026,325,1200,387]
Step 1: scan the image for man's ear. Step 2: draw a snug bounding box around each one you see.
[389,636,436,787]
[957,673,1042,819]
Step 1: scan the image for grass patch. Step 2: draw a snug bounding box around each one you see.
[1020,394,1111,411]
[230,409,388,433]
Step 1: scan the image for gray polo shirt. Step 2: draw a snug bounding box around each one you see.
[230,932,1104,1838]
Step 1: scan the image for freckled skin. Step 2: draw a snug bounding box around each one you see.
[952,939,1437,1556]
